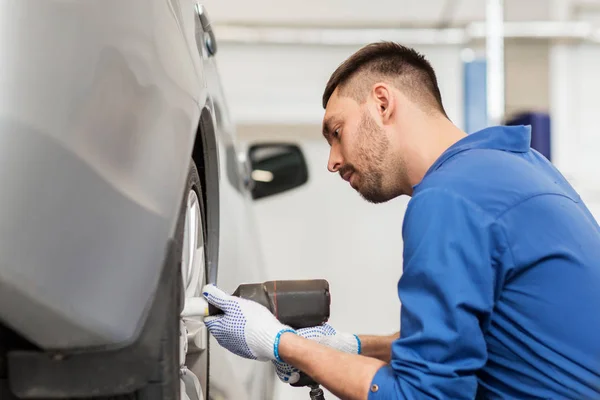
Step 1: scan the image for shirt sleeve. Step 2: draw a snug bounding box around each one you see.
[368,188,496,400]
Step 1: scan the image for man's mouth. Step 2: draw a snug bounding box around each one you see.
[350,174,358,189]
[342,170,353,182]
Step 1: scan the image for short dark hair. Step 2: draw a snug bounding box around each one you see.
[322,42,448,118]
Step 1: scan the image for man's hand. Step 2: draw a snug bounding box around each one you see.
[297,323,362,354]
[202,284,296,362]
[272,323,361,383]
[278,332,386,400]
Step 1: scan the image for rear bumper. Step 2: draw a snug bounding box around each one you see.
[0,120,172,350]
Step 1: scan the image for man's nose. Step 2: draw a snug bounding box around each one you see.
[327,146,342,173]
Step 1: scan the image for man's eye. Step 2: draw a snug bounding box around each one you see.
[334,129,340,138]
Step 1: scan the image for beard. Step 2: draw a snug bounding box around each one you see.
[341,111,395,204]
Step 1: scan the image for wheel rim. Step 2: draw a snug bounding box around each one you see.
[180,189,208,400]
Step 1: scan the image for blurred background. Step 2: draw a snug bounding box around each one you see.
[203,1,600,398]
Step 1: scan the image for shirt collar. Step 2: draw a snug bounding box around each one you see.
[414,124,532,188]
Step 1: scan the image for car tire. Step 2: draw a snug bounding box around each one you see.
[0,159,209,400]
[93,159,210,400]
[131,158,209,400]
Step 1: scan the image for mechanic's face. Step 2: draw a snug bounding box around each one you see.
[324,90,402,203]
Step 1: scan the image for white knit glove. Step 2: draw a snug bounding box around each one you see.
[202,284,296,362]
[299,323,362,354]
[272,323,361,383]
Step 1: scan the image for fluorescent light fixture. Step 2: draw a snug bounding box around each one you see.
[214,25,466,46]
[214,21,600,45]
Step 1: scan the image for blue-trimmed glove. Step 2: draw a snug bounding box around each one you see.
[202,284,296,362]
[272,323,361,383]
[298,323,362,354]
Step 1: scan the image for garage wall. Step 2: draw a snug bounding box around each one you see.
[239,129,407,400]
[550,41,600,217]
[545,7,600,217]
[220,42,465,348]
[216,42,464,128]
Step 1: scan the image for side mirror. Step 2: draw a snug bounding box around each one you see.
[248,143,309,200]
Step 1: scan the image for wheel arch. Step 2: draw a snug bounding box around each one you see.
[191,105,219,285]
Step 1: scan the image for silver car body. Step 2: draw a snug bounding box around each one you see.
[0,0,271,397]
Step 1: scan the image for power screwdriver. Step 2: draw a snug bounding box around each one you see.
[206,279,331,400]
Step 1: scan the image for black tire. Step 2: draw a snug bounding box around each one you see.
[178,159,210,400]
[132,159,208,400]
[0,159,209,400]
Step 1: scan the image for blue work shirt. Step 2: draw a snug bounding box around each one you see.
[369,125,600,399]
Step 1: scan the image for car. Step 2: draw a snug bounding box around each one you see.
[0,1,309,399]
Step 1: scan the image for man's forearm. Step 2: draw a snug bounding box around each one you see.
[358,332,399,363]
[279,332,387,400]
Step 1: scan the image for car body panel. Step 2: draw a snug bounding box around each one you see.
[0,0,208,349]
[0,0,274,397]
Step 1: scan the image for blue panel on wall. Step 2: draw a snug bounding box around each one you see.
[463,59,488,134]
[506,112,552,161]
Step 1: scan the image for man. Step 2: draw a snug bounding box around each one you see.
[202,42,600,399]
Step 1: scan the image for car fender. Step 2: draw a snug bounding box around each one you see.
[0,0,206,350]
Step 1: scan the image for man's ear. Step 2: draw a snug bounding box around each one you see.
[373,83,394,124]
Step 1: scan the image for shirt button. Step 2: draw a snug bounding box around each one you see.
[371,384,379,392]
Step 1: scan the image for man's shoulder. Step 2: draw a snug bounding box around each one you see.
[413,147,575,219]
[405,186,494,229]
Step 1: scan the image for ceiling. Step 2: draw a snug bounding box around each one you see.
[201,0,600,28]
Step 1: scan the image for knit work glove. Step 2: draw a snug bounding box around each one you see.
[202,284,296,362]
[299,323,362,354]
[272,323,361,383]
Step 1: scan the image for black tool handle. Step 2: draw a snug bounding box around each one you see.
[291,372,319,388]
[207,302,222,316]
[309,385,326,400]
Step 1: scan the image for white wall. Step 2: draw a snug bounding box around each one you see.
[212,40,463,400]
[550,42,600,216]
[242,136,408,336]
[239,135,408,400]
[544,4,600,216]
[216,43,464,128]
